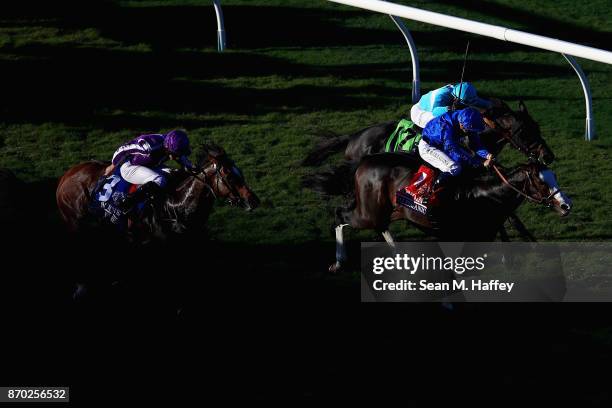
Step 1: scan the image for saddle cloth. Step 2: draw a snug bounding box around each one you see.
[396,164,438,215]
[384,119,422,154]
[90,167,143,226]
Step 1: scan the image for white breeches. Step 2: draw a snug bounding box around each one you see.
[418,139,461,176]
[120,163,168,187]
[410,104,436,129]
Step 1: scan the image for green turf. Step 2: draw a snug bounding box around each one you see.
[1,0,611,246]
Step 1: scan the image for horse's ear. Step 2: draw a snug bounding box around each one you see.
[201,143,225,158]
[518,100,528,114]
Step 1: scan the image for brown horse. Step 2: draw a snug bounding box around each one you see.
[309,153,571,272]
[56,144,259,240]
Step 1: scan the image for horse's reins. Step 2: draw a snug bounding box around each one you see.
[193,159,242,205]
[488,114,542,161]
[492,164,560,206]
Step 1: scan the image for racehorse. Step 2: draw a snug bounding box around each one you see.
[302,100,554,166]
[303,100,553,241]
[310,153,571,272]
[56,144,260,242]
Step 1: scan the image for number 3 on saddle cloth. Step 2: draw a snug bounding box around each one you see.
[396,165,439,216]
[90,167,147,229]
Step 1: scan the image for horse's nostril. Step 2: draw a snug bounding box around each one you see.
[561,203,571,211]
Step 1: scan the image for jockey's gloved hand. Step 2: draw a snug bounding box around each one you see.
[483,154,495,168]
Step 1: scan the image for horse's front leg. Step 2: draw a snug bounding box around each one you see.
[498,225,510,242]
[509,213,537,242]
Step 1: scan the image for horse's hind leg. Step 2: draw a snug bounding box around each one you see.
[330,223,350,273]
[381,230,396,249]
[330,199,388,273]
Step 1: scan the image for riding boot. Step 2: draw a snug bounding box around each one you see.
[433,172,451,190]
[423,172,452,205]
[117,181,164,214]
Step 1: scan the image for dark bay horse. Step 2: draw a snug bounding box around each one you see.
[56,144,260,241]
[314,153,571,272]
[303,100,554,166]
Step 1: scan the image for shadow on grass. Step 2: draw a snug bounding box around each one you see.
[0,46,580,127]
[1,1,596,128]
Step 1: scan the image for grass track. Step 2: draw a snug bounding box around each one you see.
[1,0,611,249]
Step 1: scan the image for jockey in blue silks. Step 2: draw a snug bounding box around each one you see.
[419,107,495,188]
[410,82,493,128]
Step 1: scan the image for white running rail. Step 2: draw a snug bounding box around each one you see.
[328,0,612,140]
[213,0,226,52]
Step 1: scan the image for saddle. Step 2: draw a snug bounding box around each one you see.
[90,167,145,228]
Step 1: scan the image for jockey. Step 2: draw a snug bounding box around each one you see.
[410,82,493,128]
[108,129,194,212]
[419,107,494,189]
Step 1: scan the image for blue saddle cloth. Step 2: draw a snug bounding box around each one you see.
[90,167,145,227]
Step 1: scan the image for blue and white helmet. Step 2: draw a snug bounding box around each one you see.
[453,82,479,105]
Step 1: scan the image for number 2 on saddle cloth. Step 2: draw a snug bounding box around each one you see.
[396,165,439,215]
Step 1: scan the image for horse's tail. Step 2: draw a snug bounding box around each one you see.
[301,131,350,166]
[302,160,358,197]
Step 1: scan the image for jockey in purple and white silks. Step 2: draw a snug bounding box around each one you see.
[110,129,193,212]
[410,82,492,129]
[419,108,494,188]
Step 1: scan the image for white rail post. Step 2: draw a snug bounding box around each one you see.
[389,15,420,103]
[328,0,612,141]
[213,0,226,52]
[562,54,595,140]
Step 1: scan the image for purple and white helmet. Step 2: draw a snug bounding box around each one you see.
[164,129,191,156]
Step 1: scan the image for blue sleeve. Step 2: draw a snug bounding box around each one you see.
[441,127,472,163]
[440,124,465,161]
[469,134,491,159]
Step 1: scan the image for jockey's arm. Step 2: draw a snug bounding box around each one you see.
[469,134,491,159]
[443,129,473,164]
[176,155,194,171]
[431,106,450,116]
[469,134,494,167]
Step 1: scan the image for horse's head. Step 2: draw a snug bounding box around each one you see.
[484,101,555,165]
[519,163,572,217]
[199,144,260,211]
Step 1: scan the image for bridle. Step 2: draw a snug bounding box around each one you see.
[487,112,544,162]
[492,164,561,207]
[195,158,243,206]
[158,158,242,226]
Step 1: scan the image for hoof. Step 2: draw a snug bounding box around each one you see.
[328,262,343,273]
[72,283,88,302]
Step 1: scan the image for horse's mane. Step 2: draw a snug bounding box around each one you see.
[196,143,226,167]
[455,163,535,202]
